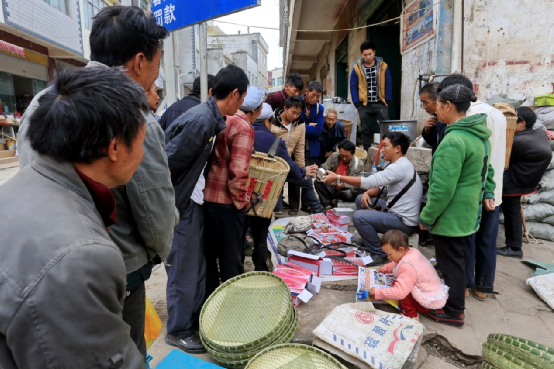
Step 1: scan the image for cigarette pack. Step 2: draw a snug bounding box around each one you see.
[330,257,369,276]
[287,250,333,277]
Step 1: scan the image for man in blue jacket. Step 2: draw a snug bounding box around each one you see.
[350,40,392,150]
[250,103,318,270]
[318,105,347,165]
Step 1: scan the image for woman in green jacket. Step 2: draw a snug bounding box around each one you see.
[419,84,495,328]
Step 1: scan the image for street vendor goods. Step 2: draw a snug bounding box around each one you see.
[357,267,399,309]
[285,216,313,233]
[245,343,347,369]
[200,272,297,368]
[313,302,424,369]
[483,334,554,369]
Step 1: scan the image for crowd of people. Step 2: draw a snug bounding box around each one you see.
[0,5,552,369]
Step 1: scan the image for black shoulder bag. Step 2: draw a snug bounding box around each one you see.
[370,169,417,212]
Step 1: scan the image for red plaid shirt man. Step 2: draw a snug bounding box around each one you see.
[204,110,255,209]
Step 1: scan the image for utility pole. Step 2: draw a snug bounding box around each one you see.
[199,22,208,102]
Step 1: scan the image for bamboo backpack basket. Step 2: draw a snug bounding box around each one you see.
[340,119,354,141]
[492,102,518,169]
[246,140,290,218]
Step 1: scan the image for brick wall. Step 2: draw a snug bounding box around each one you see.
[2,0,83,56]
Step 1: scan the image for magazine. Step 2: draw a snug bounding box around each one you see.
[356,267,399,309]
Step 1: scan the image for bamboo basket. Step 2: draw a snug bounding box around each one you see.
[340,119,354,141]
[246,153,290,218]
[482,343,535,369]
[355,148,368,162]
[492,103,518,169]
[245,344,348,369]
[487,334,554,369]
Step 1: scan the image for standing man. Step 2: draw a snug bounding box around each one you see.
[318,105,347,165]
[164,65,248,353]
[419,82,447,154]
[266,73,304,111]
[17,6,176,359]
[315,140,364,208]
[1,67,149,369]
[203,85,261,297]
[160,75,215,131]
[350,40,392,150]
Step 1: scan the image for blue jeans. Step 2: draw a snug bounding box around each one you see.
[465,206,499,293]
[353,195,415,257]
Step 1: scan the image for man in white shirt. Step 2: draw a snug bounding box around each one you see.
[324,131,423,266]
[436,74,506,300]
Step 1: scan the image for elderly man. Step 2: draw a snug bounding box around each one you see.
[318,105,347,165]
[0,67,149,369]
[324,132,423,266]
[164,65,249,353]
[17,7,176,358]
[203,85,263,297]
[315,140,364,208]
[419,82,446,154]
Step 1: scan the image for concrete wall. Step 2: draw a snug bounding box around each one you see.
[2,0,83,55]
[463,0,554,105]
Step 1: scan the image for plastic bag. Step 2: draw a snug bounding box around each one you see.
[526,221,554,242]
[144,296,162,349]
[526,273,554,310]
[522,203,554,221]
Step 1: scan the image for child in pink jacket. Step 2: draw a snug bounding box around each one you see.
[370,230,448,319]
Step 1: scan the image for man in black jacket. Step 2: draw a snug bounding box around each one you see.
[164,65,248,353]
[159,75,214,131]
[498,106,552,258]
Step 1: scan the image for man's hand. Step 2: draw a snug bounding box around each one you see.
[335,183,344,190]
[305,164,318,178]
[419,223,429,230]
[360,191,372,209]
[483,198,495,211]
[424,116,437,133]
[309,123,318,127]
[547,130,554,140]
[325,151,333,158]
[323,170,337,184]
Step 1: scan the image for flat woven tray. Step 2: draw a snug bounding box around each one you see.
[245,344,348,369]
[200,272,292,352]
[483,362,498,369]
[483,343,535,369]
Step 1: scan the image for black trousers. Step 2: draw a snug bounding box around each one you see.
[358,102,389,150]
[314,181,364,207]
[203,202,247,299]
[123,283,146,359]
[433,234,475,317]
[502,195,523,249]
[289,156,317,210]
[247,216,272,271]
[165,202,205,339]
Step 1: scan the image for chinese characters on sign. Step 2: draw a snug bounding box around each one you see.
[153,1,176,26]
[364,337,380,348]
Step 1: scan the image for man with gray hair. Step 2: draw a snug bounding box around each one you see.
[318,105,347,165]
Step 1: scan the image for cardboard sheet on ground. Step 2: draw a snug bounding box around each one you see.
[313,302,424,369]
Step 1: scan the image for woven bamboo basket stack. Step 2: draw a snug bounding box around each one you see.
[246,153,290,219]
[492,103,518,169]
[245,344,347,369]
[354,148,368,162]
[482,333,554,369]
[200,272,298,368]
[340,119,354,141]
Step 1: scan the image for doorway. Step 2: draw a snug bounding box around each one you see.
[335,37,348,99]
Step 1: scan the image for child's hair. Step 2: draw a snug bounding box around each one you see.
[380,230,409,250]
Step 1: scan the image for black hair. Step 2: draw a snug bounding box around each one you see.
[516,106,537,129]
[438,84,478,113]
[383,131,410,155]
[337,140,355,154]
[360,40,376,53]
[192,75,215,95]
[307,81,323,93]
[437,73,473,93]
[90,6,169,67]
[381,230,409,250]
[285,73,304,91]
[212,65,249,100]
[284,95,305,110]
[419,82,439,101]
[28,67,148,163]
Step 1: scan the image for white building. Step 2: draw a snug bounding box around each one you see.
[268,67,283,93]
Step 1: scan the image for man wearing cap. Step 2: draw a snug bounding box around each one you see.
[204,87,264,297]
[250,103,319,270]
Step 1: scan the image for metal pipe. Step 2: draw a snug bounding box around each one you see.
[199,22,208,102]
[451,0,462,73]
[461,0,465,72]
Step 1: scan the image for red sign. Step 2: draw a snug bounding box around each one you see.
[0,40,25,57]
[268,71,273,87]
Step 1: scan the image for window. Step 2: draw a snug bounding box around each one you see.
[277,77,283,86]
[44,0,69,15]
[272,78,275,87]
[85,0,107,29]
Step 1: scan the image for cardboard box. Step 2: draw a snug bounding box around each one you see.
[287,251,333,277]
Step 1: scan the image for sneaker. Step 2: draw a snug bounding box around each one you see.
[497,246,523,259]
[165,333,206,354]
[426,309,464,328]
[350,236,364,246]
[366,254,387,267]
